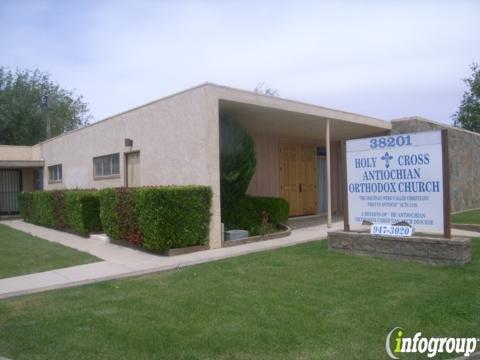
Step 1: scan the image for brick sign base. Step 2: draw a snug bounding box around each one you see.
[327,231,471,266]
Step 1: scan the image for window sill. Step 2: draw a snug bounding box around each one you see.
[94,175,121,181]
[48,180,63,184]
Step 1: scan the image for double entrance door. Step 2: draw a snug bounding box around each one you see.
[279,143,317,217]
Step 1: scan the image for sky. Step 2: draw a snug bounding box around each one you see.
[1,0,479,124]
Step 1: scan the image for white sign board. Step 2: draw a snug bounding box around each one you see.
[346,131,444,233]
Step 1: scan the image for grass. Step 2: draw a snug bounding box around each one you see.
[0,224,99,279]
[0,240,479,359]
[452,209,480,224]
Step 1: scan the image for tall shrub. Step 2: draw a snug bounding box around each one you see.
[99,186,212,251]
[134,186,212,251]
[51,190,67,230]
[65,191,102,236]
[19,190,102,236]
[117,188,142,246]
[18,192,32,221]
[220,117,256,211]
[31,191,55,227]
[98,188,142,245]
[219,117,289,234]
[99,188,120,240]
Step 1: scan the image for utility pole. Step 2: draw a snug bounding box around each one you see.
[42,94,51,139]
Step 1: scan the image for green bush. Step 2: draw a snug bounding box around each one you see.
[31,191,55,227]
[98,188,120,240]
[18,192,32,221]
[65,191,102,236]
[52,190,67,230]
[223,195,289,235]
[117,188,142,245]
[134,186,212,251]
[99,186,212,251]
[18,190,102,236]
[220,117,256,211]
[99,188,141,245]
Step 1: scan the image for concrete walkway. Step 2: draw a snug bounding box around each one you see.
[0,220,343,300]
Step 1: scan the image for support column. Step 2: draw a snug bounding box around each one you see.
[326,119,332,228]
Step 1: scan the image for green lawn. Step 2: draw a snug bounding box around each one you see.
[452,209,480,225]
[0,240,479,359]
[0,224,99,279]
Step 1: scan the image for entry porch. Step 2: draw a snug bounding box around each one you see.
[0,146,44,215]
[219,99,389,225]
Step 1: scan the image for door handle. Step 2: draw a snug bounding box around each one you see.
[299,183,302,193]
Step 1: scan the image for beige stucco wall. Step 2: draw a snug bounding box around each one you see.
[37,85,222,249]
[0,145,39,161]
[21,168,34,192]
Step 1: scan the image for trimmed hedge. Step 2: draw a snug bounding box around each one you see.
[18,192,33,222]
[65,191,103,236]
[222,195,289,235]
[99,186,212,251]
[52,190,67,230]
[98,188,120,241]
[18,190,102,236]
[34,191,55,227]
[99,188,142,246]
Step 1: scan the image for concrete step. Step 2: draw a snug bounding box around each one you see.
[89,233,110,243]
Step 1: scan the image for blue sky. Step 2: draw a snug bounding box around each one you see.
[1,0,479,123]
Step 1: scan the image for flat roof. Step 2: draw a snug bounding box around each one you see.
[36,82,391,146]
[392,116,480,138]
[209,82,390,131]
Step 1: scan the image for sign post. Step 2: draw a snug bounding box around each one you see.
[441,129,451,238]
[341,140,350,232]
[344,130,450,237]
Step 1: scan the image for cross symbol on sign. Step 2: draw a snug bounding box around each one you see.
[381,152,394,168]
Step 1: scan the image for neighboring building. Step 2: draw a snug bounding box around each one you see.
[0,83,478,248]
[391,116,480,213]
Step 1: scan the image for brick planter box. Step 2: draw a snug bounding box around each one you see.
[221,224,291,248]
[327,231,471,265]
[110,238,209,256]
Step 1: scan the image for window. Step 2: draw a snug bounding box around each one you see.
[93,153,120,178]
[48,164,62,183]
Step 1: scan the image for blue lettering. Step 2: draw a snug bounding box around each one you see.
[398,153,430,166]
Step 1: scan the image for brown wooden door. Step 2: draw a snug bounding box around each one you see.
[279,143,317,216]
[279,144,300,216]
[298,145,317,215]
[126,152,141,187]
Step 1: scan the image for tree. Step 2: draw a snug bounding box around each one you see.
[0,67,92,145]
[453,63,480,133]
[220,117,256,211]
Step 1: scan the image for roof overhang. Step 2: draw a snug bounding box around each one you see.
[211,84,391,142]
[0,160,44,168]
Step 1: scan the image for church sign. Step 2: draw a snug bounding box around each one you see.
[343,130,450,236]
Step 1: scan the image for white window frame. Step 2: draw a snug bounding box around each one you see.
[93,153,120,179]
[48,164,62,183]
